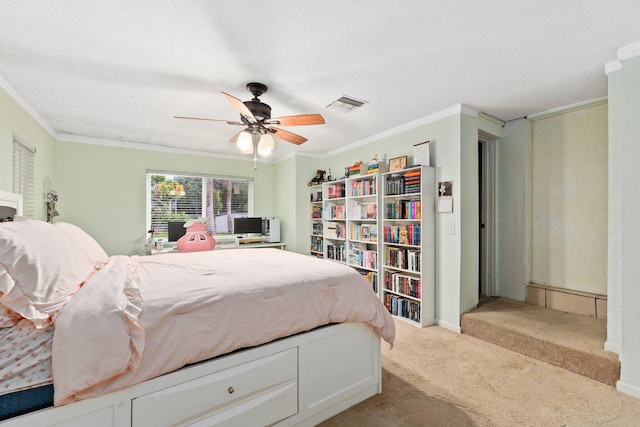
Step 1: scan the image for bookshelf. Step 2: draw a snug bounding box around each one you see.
[381,166,435,327]
[345,174,380,294]
[322,180,347,263]
[309,184,323,258]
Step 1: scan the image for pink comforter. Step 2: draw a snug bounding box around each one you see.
[52,249,395,405]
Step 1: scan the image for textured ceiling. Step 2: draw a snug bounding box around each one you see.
[1,1,639,160]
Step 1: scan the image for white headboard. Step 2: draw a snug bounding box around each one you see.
[0,190,23,221]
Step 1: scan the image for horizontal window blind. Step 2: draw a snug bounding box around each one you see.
[147,172,253,239]
[12,137,35,218]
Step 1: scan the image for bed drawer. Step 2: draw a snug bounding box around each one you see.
[131,348,298,427]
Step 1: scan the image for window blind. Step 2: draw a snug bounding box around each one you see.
[147,171,253,239]
[12,136,35,218]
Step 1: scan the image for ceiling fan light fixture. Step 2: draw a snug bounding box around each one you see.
[237,131,253,154]
[258,133,275,155]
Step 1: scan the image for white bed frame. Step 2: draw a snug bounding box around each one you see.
[2,322,380,427]
[0,192,382,426]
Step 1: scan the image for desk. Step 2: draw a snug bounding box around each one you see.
[217,242,287,250]
[150,242,286,254]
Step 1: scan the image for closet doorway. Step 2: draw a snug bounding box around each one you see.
[478,136,497,298]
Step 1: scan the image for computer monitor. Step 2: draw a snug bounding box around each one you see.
[233,217,262,235]
[167,221,187,242]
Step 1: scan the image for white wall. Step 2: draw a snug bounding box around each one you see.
[530,102,609,294]
[495,118,532,301]
[607,44,640,398]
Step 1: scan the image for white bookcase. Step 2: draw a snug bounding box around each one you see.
[309,184,323,258]
[381,166,435,327]
[345,174,380,294]
[322,180,347,263]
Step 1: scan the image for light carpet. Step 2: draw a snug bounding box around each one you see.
[319,319,640,427]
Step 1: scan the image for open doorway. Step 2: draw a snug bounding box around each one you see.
[478,136,497,299]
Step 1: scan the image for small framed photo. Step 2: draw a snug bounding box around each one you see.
[389,155,408,172]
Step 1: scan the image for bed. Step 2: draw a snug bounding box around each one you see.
[0,195,395,426]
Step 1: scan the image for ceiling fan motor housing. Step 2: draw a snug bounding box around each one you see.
[243,100,271,121]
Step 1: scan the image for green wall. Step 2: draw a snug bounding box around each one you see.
[55,140,277,255]
[0,87,56,220]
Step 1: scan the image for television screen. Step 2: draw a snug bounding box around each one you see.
[167,221,187,242]
[233,217,262,235]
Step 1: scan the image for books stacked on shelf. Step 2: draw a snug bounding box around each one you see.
[385,169,421,195]
[383,294,421,323]
[383,272,421,298]
[347,163,366,178]
[350,178,377,196]
[351,202,377,219]
[383,224,420,246]
[327,243,346,262]
[311,205,322,219]
[384,247,421,272]
[385,200,421,219]
[349,223,378,242]
[367,162,386,174]
[359,270,378,293]
[326,221,346,239]
[326,183,345,199]
[403,169,421,193]
[312,223,323,235]
[310,236,323,253]
[328,205,345,219]
[348,242,378,270]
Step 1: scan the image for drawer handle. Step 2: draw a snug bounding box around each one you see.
[228,386,235,394]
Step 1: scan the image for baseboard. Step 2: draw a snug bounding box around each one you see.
[617,380,640,399]
[605,341,621,354]
[437,319,461,334]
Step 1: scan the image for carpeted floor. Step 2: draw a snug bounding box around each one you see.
[319,319,640,427]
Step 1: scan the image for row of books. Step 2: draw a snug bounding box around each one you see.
[384,294,421,322]
[310,236,323,253]
[327,243,347,262]
[383,224,420,246]
[383,272,421,298]
[347,163,366,177]
[385,170,421,196]
[348,243,378,270]
[350,202,377,219]
[384,247,421,272]
[385,200,421,220]
[312,223,322,235]
[311,205,322,219]
[359,271,378,293]
[350,177,377,196]
[326,205,345,219]
[326,183,345,199]
[349,224,378,242]
[325,221,346,239]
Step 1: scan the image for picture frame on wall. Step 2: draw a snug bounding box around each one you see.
[388,155,408,172]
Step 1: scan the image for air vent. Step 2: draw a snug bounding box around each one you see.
[327,95,368,113]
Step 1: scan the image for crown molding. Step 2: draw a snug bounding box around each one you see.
[56,133,277,163]
[0,72,57,138]
[321,104,468,158]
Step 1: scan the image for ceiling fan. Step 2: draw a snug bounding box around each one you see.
[174,82,325,152]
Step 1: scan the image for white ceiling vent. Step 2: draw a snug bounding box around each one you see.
[327,95,368,113]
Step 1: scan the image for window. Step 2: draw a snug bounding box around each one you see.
[146,171,253,239]
[12,136,35,218]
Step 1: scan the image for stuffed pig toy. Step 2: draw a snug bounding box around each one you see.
[176,217,216,252]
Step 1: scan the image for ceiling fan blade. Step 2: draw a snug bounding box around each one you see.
[229,131,243,143]
[222,92,256,123]
[174,116,244,125]
[267,114,325,126]
[269,127,307,145]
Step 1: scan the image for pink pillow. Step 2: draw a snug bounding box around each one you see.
[0,218,108,328]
